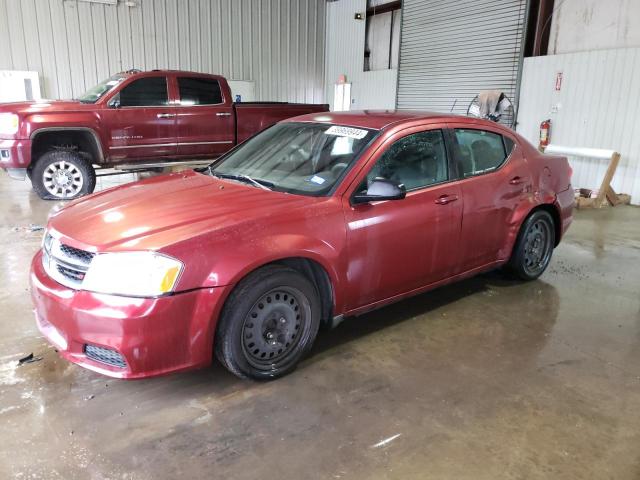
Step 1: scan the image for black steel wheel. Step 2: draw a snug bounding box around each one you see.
[215,265,321,380]
[241,287,310,370]
[507,210,556,280]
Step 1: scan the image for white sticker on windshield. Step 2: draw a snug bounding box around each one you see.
[324,125,368,139]
[308,175,326,185]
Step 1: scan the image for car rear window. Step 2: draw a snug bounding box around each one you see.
[454,129,508,177]
[178,77,223,105]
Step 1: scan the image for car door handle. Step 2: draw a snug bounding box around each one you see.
[156,113,176,119]
[216,112,232,117]
[509,176,525,185]
[435,194,459,205]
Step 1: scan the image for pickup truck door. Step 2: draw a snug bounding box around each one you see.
[102,75,177,161]
[174,76,235,158]
[343,126,463,310]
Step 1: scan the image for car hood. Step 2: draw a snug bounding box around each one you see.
[48,171,318,251]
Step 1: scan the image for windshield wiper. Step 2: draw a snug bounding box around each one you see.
[210,170,274,191]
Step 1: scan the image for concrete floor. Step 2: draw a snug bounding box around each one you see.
[1,173,639,480]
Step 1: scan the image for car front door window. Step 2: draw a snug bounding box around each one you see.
[359,129,448,193]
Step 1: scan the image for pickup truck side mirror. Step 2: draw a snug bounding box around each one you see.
[352,178,406,205]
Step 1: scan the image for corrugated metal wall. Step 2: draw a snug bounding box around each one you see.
[0,0,326,103]
[324,0,397,110]
[517,48,640,204]
[396,0,527,114]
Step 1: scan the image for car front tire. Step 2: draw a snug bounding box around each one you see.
[214,265,321,380]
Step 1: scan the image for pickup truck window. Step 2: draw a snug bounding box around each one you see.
[211,122,377,197]
[77,74,126,103]
[178,77,223,105]
[116,77,169,107]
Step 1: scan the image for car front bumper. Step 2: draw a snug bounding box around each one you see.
[0,138,32,177]
[30,250,226,379]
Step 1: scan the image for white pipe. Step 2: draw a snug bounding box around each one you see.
[544,144,615,160]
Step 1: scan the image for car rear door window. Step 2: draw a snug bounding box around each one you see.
[454,129,507,177]
[360,129,448,192]
[178,77,223,105]
[118,77,168,107]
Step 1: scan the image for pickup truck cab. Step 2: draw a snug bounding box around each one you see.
[0,69,328,199]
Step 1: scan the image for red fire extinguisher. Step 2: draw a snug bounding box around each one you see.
[539,119,551,151]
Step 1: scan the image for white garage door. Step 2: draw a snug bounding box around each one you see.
[396,0,528,115]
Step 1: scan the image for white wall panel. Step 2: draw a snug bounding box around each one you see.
[517,48,640,204]
[324,0,398,110]
[0,0,326,103]
[548,0,640,55]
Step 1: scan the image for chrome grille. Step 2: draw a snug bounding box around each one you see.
[84,344,127,368]
[42,233,94,289]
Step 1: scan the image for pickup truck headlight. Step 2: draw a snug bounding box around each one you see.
[0,113,19,135]
[82,252,183,297]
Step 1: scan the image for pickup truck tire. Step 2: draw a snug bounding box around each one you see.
[31,150,96,200]
[506,210,555,281]
[215,265,321,380]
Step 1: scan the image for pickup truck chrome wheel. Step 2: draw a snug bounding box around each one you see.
[215,265,321,380]
[31,150,96,200]
[507,210,556,281]
[42,160,84,198]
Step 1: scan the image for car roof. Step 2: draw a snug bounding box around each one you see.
[284,110,496,131]
[283,110,515,134]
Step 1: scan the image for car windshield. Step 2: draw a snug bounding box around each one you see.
[210,122,378,196]
[77,74,127,103]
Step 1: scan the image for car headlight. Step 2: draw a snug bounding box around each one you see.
[82,251,183,297]
[0,113,19,135]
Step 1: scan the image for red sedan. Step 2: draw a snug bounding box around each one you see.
[30,111,574,380]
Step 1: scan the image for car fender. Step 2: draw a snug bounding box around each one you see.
[200,233,346,313]
[499,189,558,260]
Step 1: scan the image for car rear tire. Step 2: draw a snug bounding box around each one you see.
[507,209,555,281]
[31,150,96,200]
[214,265,321,380]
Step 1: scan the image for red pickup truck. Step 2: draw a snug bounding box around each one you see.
[0,69,328,199]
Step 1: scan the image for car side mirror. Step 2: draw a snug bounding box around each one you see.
[351,178,406,205]
[109,96,121,109]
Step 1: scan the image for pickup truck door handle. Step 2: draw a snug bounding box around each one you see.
[216,112,232,117]
[435,194,459,205]
[156,113,176,119]
[509,176,525,185]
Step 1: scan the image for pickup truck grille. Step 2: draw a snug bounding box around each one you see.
[42,233,95,289]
